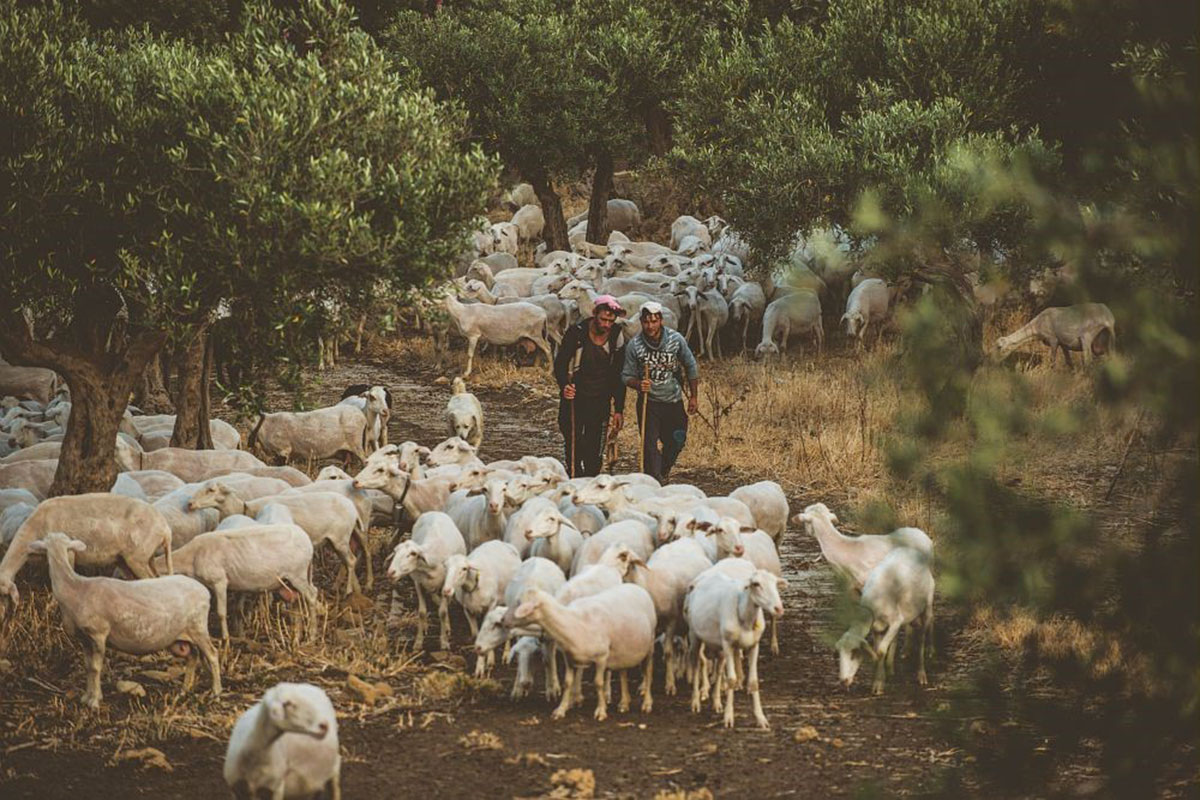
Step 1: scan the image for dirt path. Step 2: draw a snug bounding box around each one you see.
[1,351,966,799]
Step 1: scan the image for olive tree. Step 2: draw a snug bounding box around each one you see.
[0,0,497,495]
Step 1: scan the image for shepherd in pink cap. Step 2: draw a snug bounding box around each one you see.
[554,294,627,476]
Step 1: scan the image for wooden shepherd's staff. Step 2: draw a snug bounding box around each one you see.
[638,363,649,475]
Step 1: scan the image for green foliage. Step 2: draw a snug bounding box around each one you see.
[0,0,497,400]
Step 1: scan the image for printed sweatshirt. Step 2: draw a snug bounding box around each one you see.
[621,327,699,404]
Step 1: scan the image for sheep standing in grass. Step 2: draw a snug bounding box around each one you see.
[446,377,484,448]
[224,682,340,800]
[30,532,220,709]
[841,278,890,348]
[755,290,823,359]
[995,303,1115,367]
[836,546,934,695]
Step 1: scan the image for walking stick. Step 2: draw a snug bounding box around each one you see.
[638,363,649,475]
[568,365,576,479]
[604,397,619,473]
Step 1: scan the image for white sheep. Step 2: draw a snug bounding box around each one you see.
[0,365,60,404]
[385,510,467,648]
[569,519,655,576]
[524,505,585,575]
[670,215,713,250]
[224,682,340,800]
[0,493,174,608]
[446,377,484,448]
[489,221,520,255]
[995,303,1115,367]
[727,281,767,353]
[684,566,785,729]
[0,502,35,551]
[426,436,479,469]
[351,461,456,524]
[729,480,789,544]
[842,278,890,348]
[152,523,318,640]
[30,532,219,709]
[249,401,379,464]
[134,447,266,483]
[836,546,934,694]
[507,583,657,721]
[755,290,823,359]
[444,478,508,551]
[792,502,933,591]
[338,385,391,452]
[477,556,566,675]
[153,485,222,548]
[511,203,545,242]
[442,540,523,672]
[187,482,370,594]
[442,294,553,378]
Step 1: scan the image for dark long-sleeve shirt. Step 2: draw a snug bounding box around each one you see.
[554,320,627,413]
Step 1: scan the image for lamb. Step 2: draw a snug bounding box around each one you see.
[705,518,784,653]
[0,493,174,607]
[836,546,934,694]
[442,294,553,378]
[136,447,267,483]
[476,556,566,676]
[444,478,508,551]
[841,278,890,348]
[792,502,933,591]
[684,566,785,729]
[152,523,318,640]
[501,496,558,558]
[442,540,523,665]
[995,303,1116,367]
[223,682,340,800]
[30,532,219,709]
[385,511,467,648]
[506,635,546,699]
[755,290,823,359]
[511,203,545,242]
[506,583,657,721]
[446,377,484,448]
[729,481,789,544]
[249,402,379,464]
[187,482,369,594]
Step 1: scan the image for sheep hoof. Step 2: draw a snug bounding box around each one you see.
[756,716,770,731]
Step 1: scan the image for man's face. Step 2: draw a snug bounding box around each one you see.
[593,309,617,334]
[641,313,663,339]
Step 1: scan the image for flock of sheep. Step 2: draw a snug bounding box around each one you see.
[0,184,1120,798]
[0,357,937,797]
[420,184,1117,377]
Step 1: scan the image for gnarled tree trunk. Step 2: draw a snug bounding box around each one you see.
[644,103,672,157]
[0,325,165,497]
[171,328,214,449]
[133,352,173,413]
[529,168,568,253]
[586,150,613,245]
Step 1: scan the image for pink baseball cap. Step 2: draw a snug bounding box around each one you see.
[592,294,626,316]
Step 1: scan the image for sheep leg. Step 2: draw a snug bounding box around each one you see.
[1062,346,1074,369]
[917,613,929,686]
[872,622,902,695]
[545,642,561,700]
[690,647,704,714]
[748,640,768,730]
[353,526,373,591]
[464,335,480,378]
[124,555,157,580]
[195,632,222,697]
[466,610,479,638]
[663,626,677,696]
[437,594,452,651]
[886,632,897,677]
[331,540,359,596]
[534,336,554,372]
[1048,343,1058,367]
[293,576,321,641]
[618,671,631,713]
[412,581,427,648]
[594,658,610,721]
[214,578,231,641]
[387,586,406,634]
[770,616,780,655]
[722,643,737,728]
[328,774,342,800]
[82,633,107,709]
[552,666,577,720]
[712,662,724,715]
[640,650,654,713]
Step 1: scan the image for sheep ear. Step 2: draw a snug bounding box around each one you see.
[739,525,756,533]
[68,540,87,553]
[514,599,536,618]
[794,512,810,524]
[28,540,48,554]
[829,513,839,524]
[693,520,713,532]
[777,578,789,591]
[417,446,431,457]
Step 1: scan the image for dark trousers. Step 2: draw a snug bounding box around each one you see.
[635,398,688,482]
[559,396,609,478]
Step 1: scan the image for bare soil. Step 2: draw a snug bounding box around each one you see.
[0,347,974,799]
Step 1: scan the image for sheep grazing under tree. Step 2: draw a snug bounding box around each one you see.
[995,302,1116,367]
